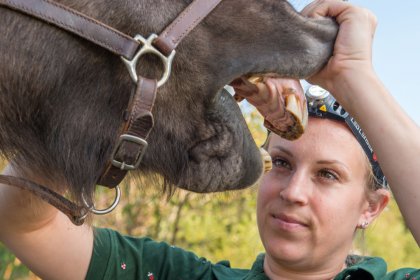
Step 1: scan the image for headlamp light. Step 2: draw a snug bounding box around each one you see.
[306,85,387,188]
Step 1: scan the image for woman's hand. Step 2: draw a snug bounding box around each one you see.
[302,0,377,99]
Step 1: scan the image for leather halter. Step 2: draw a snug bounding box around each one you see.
[0,0,222,225]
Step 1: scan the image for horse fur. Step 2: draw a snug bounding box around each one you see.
[0,0,337,207]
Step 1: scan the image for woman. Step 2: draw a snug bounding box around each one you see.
[0,0,419,279]
[259,115,390,279]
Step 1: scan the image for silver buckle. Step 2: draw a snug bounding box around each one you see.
[111,134,148,170]
[121,33,175,88]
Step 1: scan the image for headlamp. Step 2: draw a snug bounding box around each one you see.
[306,85,387,188]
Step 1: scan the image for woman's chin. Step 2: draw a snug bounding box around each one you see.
[264,237,312,266]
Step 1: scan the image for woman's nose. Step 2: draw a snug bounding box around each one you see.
[279,170,310,205]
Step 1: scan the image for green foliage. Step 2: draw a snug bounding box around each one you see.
[0,245,35,279]
[1,108,419,278]
[364,198,420,269]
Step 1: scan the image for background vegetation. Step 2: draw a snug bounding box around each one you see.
[1,108,419,279]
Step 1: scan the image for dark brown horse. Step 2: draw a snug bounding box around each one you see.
[0,0,337,206]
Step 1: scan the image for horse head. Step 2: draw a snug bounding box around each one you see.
[0,0,337,204]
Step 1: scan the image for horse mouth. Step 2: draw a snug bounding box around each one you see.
[163,75,307,193]
[171,88,262,193]
[179,74,307,193]
[229,74,308,141]
[178,74,310,193]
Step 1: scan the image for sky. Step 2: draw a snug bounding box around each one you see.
[291,0,420,125]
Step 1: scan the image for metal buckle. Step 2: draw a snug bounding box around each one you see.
[121,33,175,88]
[111,134,148,171]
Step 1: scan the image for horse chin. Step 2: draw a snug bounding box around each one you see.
[179,153,245,193]
[179,141,263,193]
[177,89,263,193]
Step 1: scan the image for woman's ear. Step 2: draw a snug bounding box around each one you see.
[358,189,390,228]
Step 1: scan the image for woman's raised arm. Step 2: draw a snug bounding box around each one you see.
[0,163,94,280]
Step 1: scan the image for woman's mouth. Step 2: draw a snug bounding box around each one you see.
[270,213,309,231]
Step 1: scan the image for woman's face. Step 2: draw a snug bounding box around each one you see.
[258,118,371,272]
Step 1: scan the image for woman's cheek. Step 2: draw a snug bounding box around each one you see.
[259,175,275,201]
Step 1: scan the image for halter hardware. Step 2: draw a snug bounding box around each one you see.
[121,34,175,87]
[111,134,148,171]
[82,186,122,215]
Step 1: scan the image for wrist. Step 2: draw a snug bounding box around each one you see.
[326,64,377,108]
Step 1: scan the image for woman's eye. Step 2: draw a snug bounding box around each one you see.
[318,169,338,180]
[272,157,291,169]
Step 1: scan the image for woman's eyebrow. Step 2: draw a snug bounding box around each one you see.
[270,145,294,158]
[316,159,350,172]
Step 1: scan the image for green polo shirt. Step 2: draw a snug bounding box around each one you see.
[86,228,419,280]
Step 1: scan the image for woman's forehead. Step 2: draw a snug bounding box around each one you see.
[268,118,364,161]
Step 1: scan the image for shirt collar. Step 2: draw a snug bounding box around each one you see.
[248,254,387,280]
[246,253,269,280]
[335,256,387,280]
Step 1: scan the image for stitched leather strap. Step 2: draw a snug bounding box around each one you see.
[0,0,223,58]
[0,175,88,225]
[153,0,223,56]
[0,0,140,59]
[97,77,157,188]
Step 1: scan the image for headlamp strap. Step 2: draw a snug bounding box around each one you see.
[344,116,386,186]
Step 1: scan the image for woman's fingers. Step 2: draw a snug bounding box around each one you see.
[301,0,350,20]
[303,0,378,93]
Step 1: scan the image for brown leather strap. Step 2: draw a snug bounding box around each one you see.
[153,0,223,56]
[97,77,157,188]
[0,0,140,59]
[0,174,87,225]
[0,0,223,58]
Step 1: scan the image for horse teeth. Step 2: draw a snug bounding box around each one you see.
[241,76,308,140]
[260,148,272,173]
[302,101,308,129]
[285,94,301,121]
[248,75,263,84]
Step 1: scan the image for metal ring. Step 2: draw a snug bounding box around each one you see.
[72,208,90,226]
[82,185,121,215]
[121,33,175,88]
